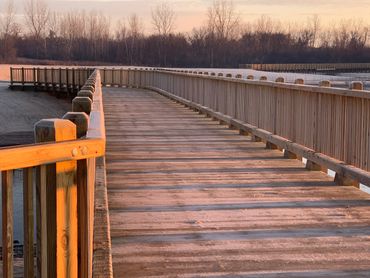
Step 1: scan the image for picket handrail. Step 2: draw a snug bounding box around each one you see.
[1,69,106,278]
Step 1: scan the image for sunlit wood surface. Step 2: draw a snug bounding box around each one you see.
[104,87,370,277]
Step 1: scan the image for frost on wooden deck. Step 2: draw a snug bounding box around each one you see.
[104,87,370,277]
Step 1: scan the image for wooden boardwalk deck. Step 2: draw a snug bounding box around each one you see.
[104,88,370,277]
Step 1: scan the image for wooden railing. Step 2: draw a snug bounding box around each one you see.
[240,63,370,73]
[9,67,370,181]
[6,66,370,276]
[131,69,370,187]
[1,69,106,277]
[10,67,95,94]
[65,67,369,186]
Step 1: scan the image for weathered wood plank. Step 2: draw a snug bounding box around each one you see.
[104,87,370,277]
[36,165,47,278]
[2,170,13,278]
[0,138,104,171]
[35,119,78,278]
[23,167,34,278]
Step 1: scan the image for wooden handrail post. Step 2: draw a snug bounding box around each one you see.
[63,112,89,138]
[251,135,262,142]
[103,68,106,86]
[73,97,93,115]
[10,67,13,87]
[350,81,363,90]
[77,90,94,100]
[275,77,285,83]
[2,170,13,278]
[294,79,304,84]
[62,112,90,278]
[82,85,95,92]
[59,67,62,92]
[266,141,278,150]
[72,68,76,94]
[35,119,78,278]
[120,68,123,87]
[334,172,360,187]
[33,67,37,90]
[319,80,331,87]
[21,67,25,90]
[23,167,34,278]
[283,150,298,159]
[306,160,327,172]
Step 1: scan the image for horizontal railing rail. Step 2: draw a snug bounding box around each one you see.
[9,67,370,176]
[240,63,370,72]
[1,69,107,277]
[10,67,95,95]
[125,68,370,187]
[6,66,370,277]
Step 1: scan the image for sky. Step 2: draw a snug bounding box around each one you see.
[7,0,370,33]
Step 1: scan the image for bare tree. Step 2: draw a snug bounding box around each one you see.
[115,20,127,41]
[127,13,143,38]
[207,0,240,40]
[125,14,144,64]
[307,15,320,47]
[58,11,87,59]
[86,11,111,60]
[151,2,176,36]
[24,0,49,38]
[0,0,18,37]
[47,11,61,38]
[254,15,281,34]
[0,0,19,61]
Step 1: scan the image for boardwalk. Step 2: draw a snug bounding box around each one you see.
[104,88,370,277]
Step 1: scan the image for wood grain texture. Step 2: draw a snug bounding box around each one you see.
[23,168,34,278]
[36,165,48,278]
[2,170,13,278]
[35,119,78,278]
[104,88,370,277]
[0,138,104,171]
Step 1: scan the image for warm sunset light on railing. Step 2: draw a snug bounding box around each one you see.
[1,69,105,278]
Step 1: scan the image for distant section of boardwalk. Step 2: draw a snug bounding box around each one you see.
[104,88,370,277]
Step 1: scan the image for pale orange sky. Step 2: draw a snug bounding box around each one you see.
[8,0,370,32]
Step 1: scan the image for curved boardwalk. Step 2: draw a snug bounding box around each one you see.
[104,88,370,277]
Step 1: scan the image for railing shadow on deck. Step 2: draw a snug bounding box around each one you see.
[1,69,111,277]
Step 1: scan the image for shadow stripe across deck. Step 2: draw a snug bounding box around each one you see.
[104,87,370,277]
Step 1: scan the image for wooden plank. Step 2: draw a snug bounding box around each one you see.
[2,170,13,278]
[36,165,48,278]
[35,119,78,278]
[92,157,113,278]
[149,84,370,186]
[104,87,370,277]
[77,158,88,278]
[56,157,78,278]
[23,168,34,278]
[87,157,96,278]
[0,138,105,171]
[63,111,91,278]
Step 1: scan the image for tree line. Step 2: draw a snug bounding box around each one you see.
[0,0,369,67]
